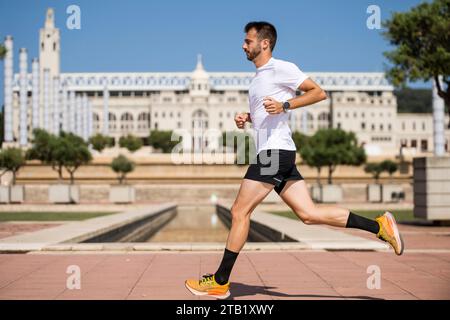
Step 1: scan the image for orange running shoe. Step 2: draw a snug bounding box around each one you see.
[375,211,405,255]
[185,273,230,299]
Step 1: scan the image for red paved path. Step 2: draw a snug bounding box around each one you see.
[0,251,449,300]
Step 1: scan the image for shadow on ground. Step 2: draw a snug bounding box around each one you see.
[225,282,384,300]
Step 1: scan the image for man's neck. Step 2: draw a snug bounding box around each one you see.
[253,54,272,68]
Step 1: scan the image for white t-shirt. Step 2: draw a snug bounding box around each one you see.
[248,57,309,154]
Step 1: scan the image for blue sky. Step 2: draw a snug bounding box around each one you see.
[0,0,428,106]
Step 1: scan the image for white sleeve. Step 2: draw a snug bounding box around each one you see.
[276,61,309,91]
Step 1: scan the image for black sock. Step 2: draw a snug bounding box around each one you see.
[214,248,239,285]
[346,212,380,234]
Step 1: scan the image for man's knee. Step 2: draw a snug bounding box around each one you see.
[231,205,251,223]
[295,207,321,225]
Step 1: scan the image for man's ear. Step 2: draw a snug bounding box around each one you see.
[262,39,270,50]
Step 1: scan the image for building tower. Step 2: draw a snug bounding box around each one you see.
[39,8,60,128]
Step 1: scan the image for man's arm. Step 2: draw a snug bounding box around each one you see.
[287,78,327,110]
[262,78,327,115]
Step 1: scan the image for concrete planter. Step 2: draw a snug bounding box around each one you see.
[10,185,24,203]
[311,184,343,203]
[310,185,321,202]
[367,184,382,202]
[413,156,450,221]
[0,186,10,203]
[381,184,405,203]
[109,185,135,204]
[49,184,80,204]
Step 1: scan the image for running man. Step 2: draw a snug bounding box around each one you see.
[185,21,404,299]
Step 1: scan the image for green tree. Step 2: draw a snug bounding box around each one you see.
[300,129,366,185]
[0,147,25,185]
[292,131,310,151]
[0,44,6,60]
[383,0,450,126]
[148,130,182,153]
[26,129,64,180]
[111,154,135,184]
[119,134,143,152]
[380,159,398,182]
[221,131,256,165]
[60,131,93,184]
[89,133,113,152]
[364,162,384,184]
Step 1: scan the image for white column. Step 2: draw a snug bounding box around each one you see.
[433,76,445,156]
[76,94,82,137]
[43,69,50,131]
[3,35,14,142]
[19,48,28,146]
[82,93,88,141]
[87,100,93,138]
[61,83,68,133]
[31,58,40,130]
[103,85,109,136]
[52,76,60,135]
[301,110,308,134]
[290,111,296,132]
[69,91,76,134]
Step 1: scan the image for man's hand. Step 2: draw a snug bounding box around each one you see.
[263,97,283,114]
[234,113,250,129]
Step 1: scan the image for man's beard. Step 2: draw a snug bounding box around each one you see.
[246,45,262,61]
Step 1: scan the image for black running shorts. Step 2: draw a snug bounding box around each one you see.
[243,149,304,194]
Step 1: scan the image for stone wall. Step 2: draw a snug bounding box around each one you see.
[16,182,413,205]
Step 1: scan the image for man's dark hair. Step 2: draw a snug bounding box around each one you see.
[244,21,277,51]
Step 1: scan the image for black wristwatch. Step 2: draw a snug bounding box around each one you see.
[282,101,291,113]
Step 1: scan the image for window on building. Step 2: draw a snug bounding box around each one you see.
[177,122,181,128]
[413,122,416,131]
[138,113,150,130]
[371,124,375,131]
[162,112,165,118]
[155,122,158,130]
[421,139,428,152]
[170,112,173,118]
[388,124,392,131]
[380,124,383,131]
[219,112,223,118]
[120,112,134,131]
[155,112,158,118]
[411,139,417,148]
[402,122,405,130]
[422,122,426,131]
[219,122,223,129]
[361,112,365,118]
[178,112,181,118]
[318,112,329,129]
[361,123,365,130]
[400,139,407,147]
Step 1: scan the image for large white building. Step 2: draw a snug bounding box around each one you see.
[3,8,449,157]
